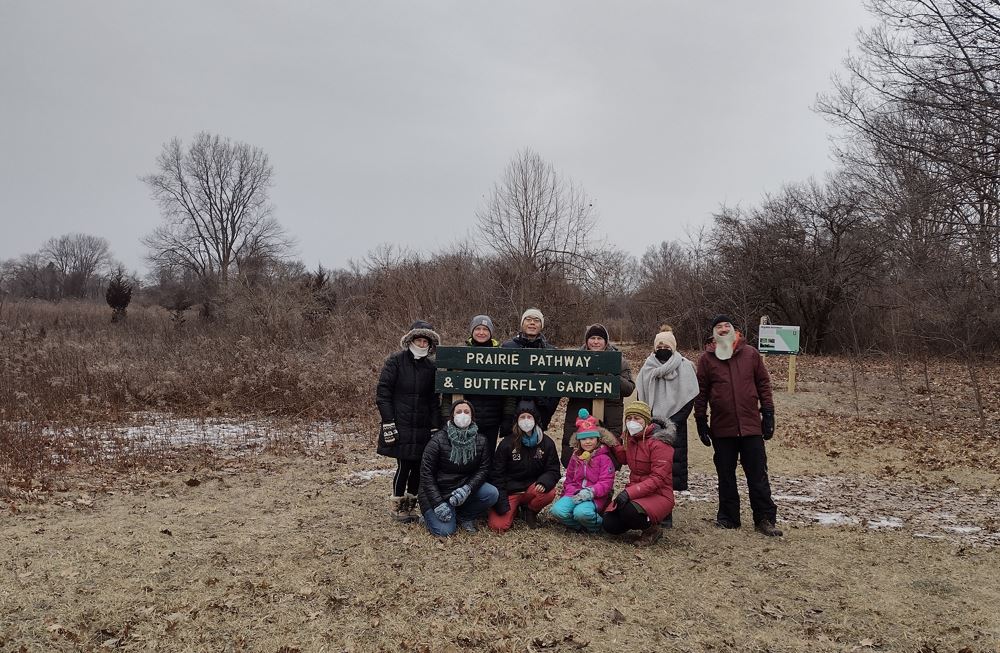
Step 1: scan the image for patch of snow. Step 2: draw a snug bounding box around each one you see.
[774,494,817,503]
[940,525,982,534]
[812,512,860,526]
[867,516,904,529]
[343,469,394,485]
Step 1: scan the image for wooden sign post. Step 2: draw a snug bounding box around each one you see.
[758,323,801,394]
[435,346,622,424]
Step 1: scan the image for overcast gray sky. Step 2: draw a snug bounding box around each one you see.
[0,1,872,274]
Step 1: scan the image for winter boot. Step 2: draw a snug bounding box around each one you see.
[389,496,416,524]
[523,508,540,529]
[459,520,478,533]
[754,518,783,537]
[637,523,662,547]
[403,493,419,520]
[662,514,674,529]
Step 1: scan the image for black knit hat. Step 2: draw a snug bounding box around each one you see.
[450,398,475,421]
[513,400,541,427]
[584,323,610,344]
[711,315,735,329]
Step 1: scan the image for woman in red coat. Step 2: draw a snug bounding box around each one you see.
[604,400,675,546]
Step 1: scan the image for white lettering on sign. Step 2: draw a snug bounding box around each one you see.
[554,379,613,395]
[528,353,593,369]
[464,351,521,366]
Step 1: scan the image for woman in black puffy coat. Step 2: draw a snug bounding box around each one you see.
[376,320,441,523]
[419,400,499,536]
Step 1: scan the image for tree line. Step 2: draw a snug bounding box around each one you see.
[1,0,997,357]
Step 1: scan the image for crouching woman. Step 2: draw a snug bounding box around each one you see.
[603,401,675,546]
[419,400,499,536]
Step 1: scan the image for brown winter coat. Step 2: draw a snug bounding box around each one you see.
[694,335,774,438]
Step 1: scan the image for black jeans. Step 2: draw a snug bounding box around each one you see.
[712,435,777,526]
[602,502,651,534]
[392,458,420,496]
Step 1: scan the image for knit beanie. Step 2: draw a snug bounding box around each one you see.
[584,323,610,344]
[574,408,601,440]
[711,315,735,330]
[623,401,653,424]
[654,330,677,351]
[520,308,544,330]
[450,399,475,422]
[468,314,495,337]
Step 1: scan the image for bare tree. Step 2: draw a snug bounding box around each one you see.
[40,233,112,298]
[142,133,291,285]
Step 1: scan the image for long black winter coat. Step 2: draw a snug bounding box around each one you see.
[418,428,492,514]
[491,433,561,500]
[376,349,440,461]
[500,333,560,431]
[667,399,694,491]
[561,343,635,467]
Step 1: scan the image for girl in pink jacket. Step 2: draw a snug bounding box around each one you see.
[549,409,617,533]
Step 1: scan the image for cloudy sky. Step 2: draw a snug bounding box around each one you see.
[1,1,872,273]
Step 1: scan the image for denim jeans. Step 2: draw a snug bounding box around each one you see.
[550,496,603,533]
[423,482,499,536]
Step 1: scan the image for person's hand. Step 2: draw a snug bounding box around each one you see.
[448,484,472,507]
[761,409,775,440]
[696,416,712,447]
[613,489,630,508]
[380,422,398,445]
[573,488,594,504]
[494,493,510,515]
[433,503,452,522]
[533,483,546,494]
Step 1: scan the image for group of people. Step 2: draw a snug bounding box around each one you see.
[375,308,782,545]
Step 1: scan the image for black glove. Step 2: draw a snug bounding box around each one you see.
[380,422,398,445]
[695,416,712,447]
[494,492,510,515]
[761,409,775,440]
[613,489,630,508]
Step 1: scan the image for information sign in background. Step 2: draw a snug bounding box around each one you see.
[758,325,801,355]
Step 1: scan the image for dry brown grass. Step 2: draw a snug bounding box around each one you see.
[3,303,1000,652]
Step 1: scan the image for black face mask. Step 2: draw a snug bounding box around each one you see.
[655,348,673,362]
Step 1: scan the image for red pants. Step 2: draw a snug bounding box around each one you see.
[488,485,557,532]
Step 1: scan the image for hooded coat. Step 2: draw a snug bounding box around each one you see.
[608,420,676,523]
[694,335,774,438]
[561,430,619,513]
[375,324,441,460]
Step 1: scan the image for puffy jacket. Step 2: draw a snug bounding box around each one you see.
[441,337,505,431]
[609,420,676,523]
[491,433,561,501]
[561,438,617,513]
[562,343,635,466]
[694,335,774,438]
[375,348,440,460]
[418,428,492,514]
[666,400,693,491]
[500,333,560,431]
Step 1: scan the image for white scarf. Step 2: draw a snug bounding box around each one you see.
[636,352,700,422]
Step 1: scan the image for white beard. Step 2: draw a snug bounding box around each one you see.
[714,332,736,360]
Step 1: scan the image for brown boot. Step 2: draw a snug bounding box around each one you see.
[389,496,417,524]
[637,523,662,546]
[523,507,540,529]
[403,493,419,520]
[754,519,783,537]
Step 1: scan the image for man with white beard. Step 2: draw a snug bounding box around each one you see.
[694,315,782,537]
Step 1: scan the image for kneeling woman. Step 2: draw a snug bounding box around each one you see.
[604,401,675,546]
[419,400,499,536]
[488,401,561,531]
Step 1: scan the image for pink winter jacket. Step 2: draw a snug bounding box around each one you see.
[560,444,616,513]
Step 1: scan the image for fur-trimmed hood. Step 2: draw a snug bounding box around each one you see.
[400,325,441,351]
[624,418,677,447]
[569,426,620,456]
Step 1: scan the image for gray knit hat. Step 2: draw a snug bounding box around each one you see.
[468,314,495,337]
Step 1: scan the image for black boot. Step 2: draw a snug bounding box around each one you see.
[754,518,783,537]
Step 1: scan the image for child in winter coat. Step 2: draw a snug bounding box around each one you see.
[550,409,618,533]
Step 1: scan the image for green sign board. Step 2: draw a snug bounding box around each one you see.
[758,325,800,355]
[435,371,619,399]
[436,346,620,374]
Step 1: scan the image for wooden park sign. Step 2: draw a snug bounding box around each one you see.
[435,346,622,420]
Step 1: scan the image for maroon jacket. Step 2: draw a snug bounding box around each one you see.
[694,334,774,437]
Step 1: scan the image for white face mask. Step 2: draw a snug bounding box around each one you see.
[409,344,429,359]
[453,413,472,429]
[518,418,536,433]
[626,420,644,436]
